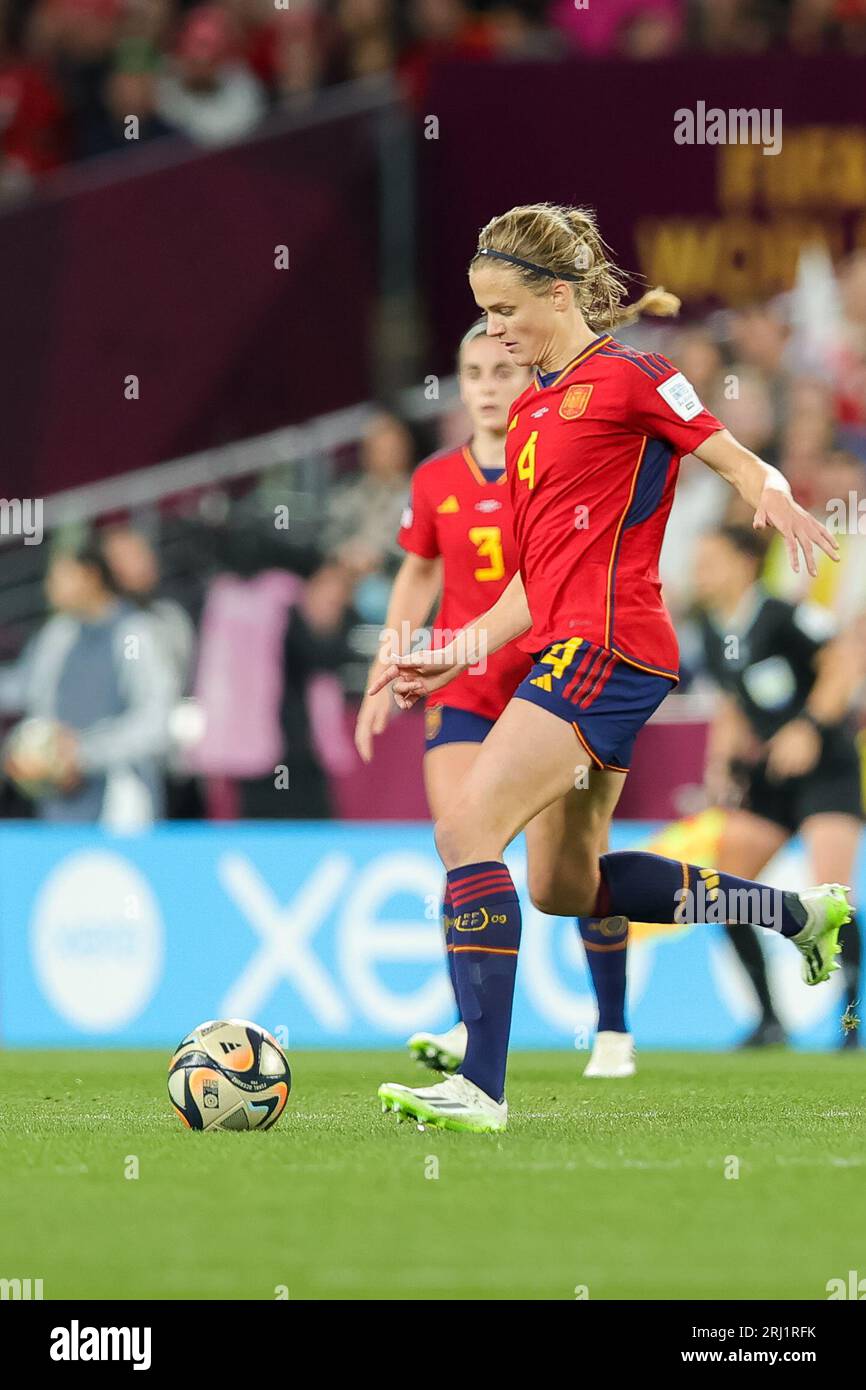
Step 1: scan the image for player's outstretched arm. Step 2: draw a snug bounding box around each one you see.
[355,552,442,760]
[368,570,532,710]
[694,428,839,577]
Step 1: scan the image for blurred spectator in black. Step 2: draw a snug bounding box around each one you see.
[238,559,356,818]
[0,542,174,824]
[323,409,412,620]
[0,0,66,198]
[155,3,266,146]
[28,0,124,160]
[80,39,177,156]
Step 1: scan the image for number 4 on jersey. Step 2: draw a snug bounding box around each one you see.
[516,431,538,489]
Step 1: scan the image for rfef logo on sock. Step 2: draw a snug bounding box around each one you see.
[453,908,490,932]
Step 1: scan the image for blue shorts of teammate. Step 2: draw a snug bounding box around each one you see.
[513,637,675,772]
[424,705,495,750]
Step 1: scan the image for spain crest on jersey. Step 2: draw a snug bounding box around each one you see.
[559,383,594,419]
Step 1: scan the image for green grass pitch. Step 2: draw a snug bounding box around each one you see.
[1,1048,864,1300]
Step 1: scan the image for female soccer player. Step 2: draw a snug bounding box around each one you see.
[356,323,635,1080]
[370,202,852,1134]
[695,524,862,1048]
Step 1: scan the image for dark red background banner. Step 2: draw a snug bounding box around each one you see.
[420,54,866,366]
[0,113,379,497]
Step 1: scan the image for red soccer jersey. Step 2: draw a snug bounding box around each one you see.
[398,444,532,719]
[506,334,724,677]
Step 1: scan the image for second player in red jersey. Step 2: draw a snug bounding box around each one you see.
[398,441,531,720]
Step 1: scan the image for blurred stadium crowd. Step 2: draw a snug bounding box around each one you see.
[1,0,865,826]
[3,0,866,196]
[1,248,865,825]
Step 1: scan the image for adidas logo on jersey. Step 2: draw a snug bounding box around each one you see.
[437,495,460,514]
[475,498,502,512]
[530,407,549,418]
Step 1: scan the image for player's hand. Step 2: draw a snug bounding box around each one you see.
[764,718,821,781]
[753,486,839,577]
[354,686,393,762]
[368,649,465,710]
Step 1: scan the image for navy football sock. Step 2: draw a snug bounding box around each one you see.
[447,860,521,1102]
[595,851,807,938]
[442,883,461,1022]
[578,917,628,1033]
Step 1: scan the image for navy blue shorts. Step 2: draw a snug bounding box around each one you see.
[424,705,495,750]
[513,637,675,771]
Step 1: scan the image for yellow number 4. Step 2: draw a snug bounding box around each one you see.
[541,637,582,680]
[516,430,538,489]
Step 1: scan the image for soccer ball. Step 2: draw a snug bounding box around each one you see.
[3,717,65,798]
[167,1019,292,1131]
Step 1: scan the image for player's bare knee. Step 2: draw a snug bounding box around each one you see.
[528,870,596,917]
[434,812,475,870]
[528,881,566,915]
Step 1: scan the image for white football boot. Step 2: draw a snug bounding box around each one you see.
[405,1020,467,1073]
[789,884,851,986]
[583,1031,636,1078]
[378,1073,507,1133]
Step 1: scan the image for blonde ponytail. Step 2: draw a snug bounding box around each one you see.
[473,203,680,331]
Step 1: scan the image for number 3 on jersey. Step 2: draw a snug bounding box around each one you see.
[469,526,504,582]
[516,430,538,490]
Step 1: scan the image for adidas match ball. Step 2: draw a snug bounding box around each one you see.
[167,1019,291,1131]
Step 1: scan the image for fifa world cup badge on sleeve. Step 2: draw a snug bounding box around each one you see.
[656,372,703,420]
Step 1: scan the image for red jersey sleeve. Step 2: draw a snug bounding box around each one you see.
[627,356,723,455]
[397,466,439,559]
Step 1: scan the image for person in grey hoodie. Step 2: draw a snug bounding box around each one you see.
[0,541,176,824]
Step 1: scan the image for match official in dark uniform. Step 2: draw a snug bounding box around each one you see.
[694,525,863,1048]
